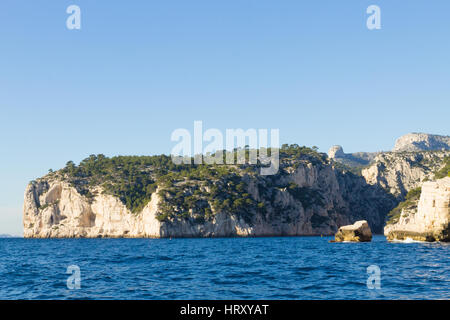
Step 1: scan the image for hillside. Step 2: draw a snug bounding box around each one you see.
[361,151,450,199]
[393,133,450,152]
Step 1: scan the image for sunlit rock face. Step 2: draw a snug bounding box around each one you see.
[333,220,372,242]
[23,181,162,238]
[393,133,450,153]
[328,146,345,159]
[384,177,450,242]
[362,151,449,199]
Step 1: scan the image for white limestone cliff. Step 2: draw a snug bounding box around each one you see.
[23,181,162,238]
[328,146,345,159]
[384,177,450,242]
[393,133,450,152]
[362,151,449,198]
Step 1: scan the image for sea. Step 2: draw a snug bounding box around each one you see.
[0,236,448,300]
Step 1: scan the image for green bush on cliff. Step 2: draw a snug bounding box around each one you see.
[280,144,328,165]
[434,156,450,179]
[155,173,257,224]
[56,145,327,217]
[60,154,174,213]
[386,187,422,225]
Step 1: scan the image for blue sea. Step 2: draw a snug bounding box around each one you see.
[0,236,448,300]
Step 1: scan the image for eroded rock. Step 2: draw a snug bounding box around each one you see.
[333,220,373,242]
[393,133,450,152]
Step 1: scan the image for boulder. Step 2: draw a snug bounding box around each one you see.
[334,220,372,242]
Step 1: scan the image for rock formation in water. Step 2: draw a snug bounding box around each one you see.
[393,133,450,152]
[333,220,372,242]
[23,147,395,238]
[384,177,450,242]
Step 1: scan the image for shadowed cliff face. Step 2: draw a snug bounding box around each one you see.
[23,150,396,238]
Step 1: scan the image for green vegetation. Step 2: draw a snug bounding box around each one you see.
[157,171,257,223]
[286,182,324,209]
[434,156,450,179]
[386,187,422,225]
[38,200,60,211]
[60,154,176,213]
[280,144,327,164]
[39,203,50,211]
[51,145,334,222]
[330,160,368,176]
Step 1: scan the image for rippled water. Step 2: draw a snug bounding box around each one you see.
[0,236,448,299]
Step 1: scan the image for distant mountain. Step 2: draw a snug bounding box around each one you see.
[328,133,450,169]
[362,150,449,199]
[393,133,450,152]
[0,234,14,238]
[328,133,450,198]
[327,145,380,168]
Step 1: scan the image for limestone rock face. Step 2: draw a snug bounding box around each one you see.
[334,220,372,242]
[384,177,450,242]
[328,145,379,167]
[23,181,162,238]
[393,133,450,152]
[328,145,345,159]
[362,151,449,199]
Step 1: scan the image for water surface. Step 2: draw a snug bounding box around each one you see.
[0,236,448,299]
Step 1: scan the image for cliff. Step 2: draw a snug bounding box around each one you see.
[361,151,449,199]
[393,133,450,152]
[23,147,395,238]
[327,145,379,168]
[384,177,450,242]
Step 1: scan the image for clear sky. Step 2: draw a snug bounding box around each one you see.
[0,1,449,235]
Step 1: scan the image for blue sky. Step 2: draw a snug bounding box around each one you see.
[0,1,449,235]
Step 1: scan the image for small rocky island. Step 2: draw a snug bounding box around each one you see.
[23,133,450,239]
[333,220,373,242]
